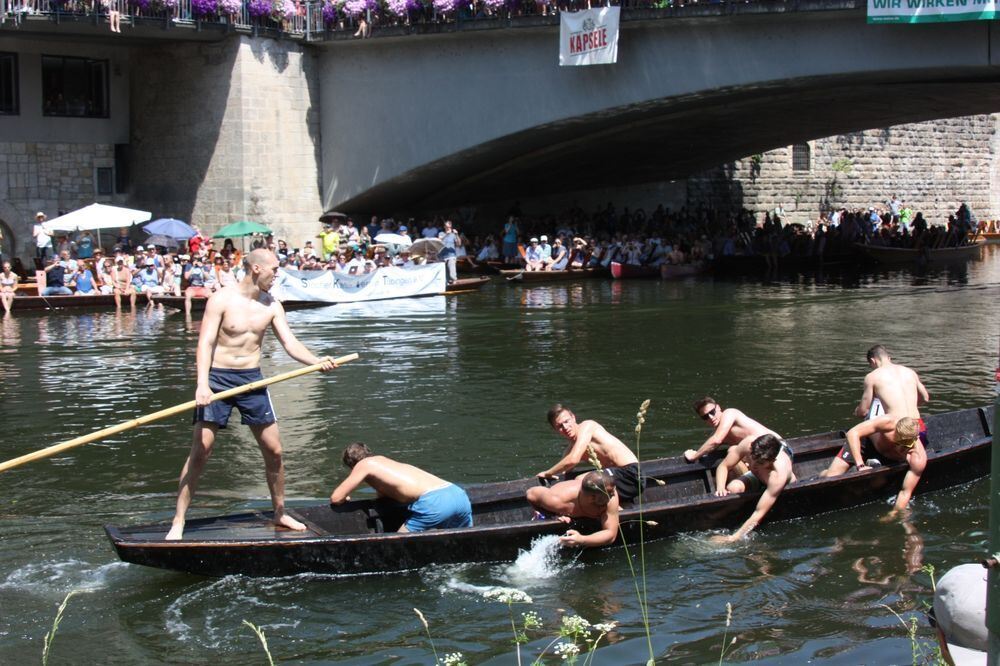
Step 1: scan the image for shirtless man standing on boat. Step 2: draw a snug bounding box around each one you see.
[710,434,796,543]
[166,249,337,541]
[526,471,620,548]
[819,345,930,513]
[684,397,782,481]
[537,404,645,501]
[330,443,472,532]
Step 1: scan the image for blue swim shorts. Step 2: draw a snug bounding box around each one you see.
[405,484,473,532]
[193,367,276,429]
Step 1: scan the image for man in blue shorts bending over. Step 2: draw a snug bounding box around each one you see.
[166,249,338,540]
[330,442,473,532]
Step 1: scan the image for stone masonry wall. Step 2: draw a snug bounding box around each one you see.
[0,142,117,260]
[128,36,322,247]
[687,114,997,223]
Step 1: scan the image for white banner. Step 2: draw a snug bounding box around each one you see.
[270,264,446,303]
[560,7,620,66]
[867,0,997,23]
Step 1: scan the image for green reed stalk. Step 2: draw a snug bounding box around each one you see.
[242,620,276,666]
[42,590,79,666]
[413,608,440,665]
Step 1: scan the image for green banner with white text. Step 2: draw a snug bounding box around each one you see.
[868,0,997,22]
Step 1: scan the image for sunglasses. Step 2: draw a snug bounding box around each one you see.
[699,406,718,421]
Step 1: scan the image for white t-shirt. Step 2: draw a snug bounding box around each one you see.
[34,224,52,248]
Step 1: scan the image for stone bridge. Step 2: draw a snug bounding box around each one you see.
[316,0,1000,212]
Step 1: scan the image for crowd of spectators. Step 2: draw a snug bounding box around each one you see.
[2,197,986,315]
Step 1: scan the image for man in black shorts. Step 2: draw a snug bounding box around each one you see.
[166,249,338,540]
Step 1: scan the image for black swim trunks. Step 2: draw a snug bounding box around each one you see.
[604,463,646,502]
[836,437,887,467]
[193,367,277,428]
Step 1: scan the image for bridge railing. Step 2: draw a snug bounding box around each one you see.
[1,0,808,40]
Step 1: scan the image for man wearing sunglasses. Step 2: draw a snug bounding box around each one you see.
[684,397,783,482]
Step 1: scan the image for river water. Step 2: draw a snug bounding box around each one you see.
[1,249,999,664]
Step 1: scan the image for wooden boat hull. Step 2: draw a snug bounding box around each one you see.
[8,294,120,311]
[105,406,993,578]
[501,267,608,283]
[447,276,491,291]
[610,262,660,279]
[456,259,520,275]
[856,242,983,264]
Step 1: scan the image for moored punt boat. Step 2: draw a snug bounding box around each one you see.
[856,242,983,264]
[979,232,1000,244]
[457,259,520,275]
[8,294,120,311]
[157,278,490,312]
[105,406,993,578]
[501,267,609,283]
[610,262,660,279]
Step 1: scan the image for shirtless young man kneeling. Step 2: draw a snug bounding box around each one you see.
[330,443,472,532]
[166,249,337,541]
[539,403,645,502]
[685,396,782,481]
[526,471,620,548]
[711,434,796,543]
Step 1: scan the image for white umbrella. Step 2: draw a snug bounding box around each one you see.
[43,203,152,233]
[374,233,412,247]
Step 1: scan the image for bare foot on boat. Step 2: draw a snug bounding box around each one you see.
[275,512,306,532]
[165,521,184,541]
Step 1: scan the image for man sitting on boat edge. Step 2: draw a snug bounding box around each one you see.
[330,443,473,532]
[539,403,646,502]
[526,471,620,548]
[685,396,783,483]
[710,434,796,544]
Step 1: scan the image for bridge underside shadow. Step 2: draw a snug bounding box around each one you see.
[342,73,1000,212]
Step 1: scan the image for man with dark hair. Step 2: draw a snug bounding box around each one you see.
[685,396,782,474]
[526,470,620,548]
[166,249,338,541]
[710,433,796,543]
[540,404,644,501]
[855,344,929,420]
[330,442,472,533]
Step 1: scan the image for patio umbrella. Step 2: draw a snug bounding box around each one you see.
[213,221,272,238]
[145,234,180,249]
[319,211,348,223]
[43,203,152,233]
[374,233,412,247]
[409,238,443,259]
[144,218,196,239]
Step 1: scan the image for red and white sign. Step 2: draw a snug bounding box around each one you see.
[560,7,620,66]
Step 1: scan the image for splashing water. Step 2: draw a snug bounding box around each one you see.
[502,535,574,583]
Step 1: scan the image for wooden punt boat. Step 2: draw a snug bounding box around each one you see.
[856,242,983,264]
[457,258,520,275]
[610,262,660,279]
[8,294,120,311]
[501,267,609,283]
[105,406,993,578]
[156,278,491,312]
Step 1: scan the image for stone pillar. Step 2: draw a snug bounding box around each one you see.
[128,36,322,248]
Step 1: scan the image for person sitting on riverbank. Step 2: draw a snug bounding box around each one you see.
[526,470,620,548]
[710,434,796,543]
[538,403,645,502]
[0,261,18,313]
[72,261,97,295]
[685,397,782,483]
[111,258,137,309]
[41,256,72,296]
[330,442,473,533]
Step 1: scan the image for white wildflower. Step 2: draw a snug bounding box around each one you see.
[522,611,543,630]
[553,641,581,659]
[561,614,591,635]
[439,652,467,666]
[483,587,533,604]
[593,621,617,633]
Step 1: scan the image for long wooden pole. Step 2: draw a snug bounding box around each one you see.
[0,353,358,474]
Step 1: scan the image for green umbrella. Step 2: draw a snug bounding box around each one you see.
[213,221,272,238]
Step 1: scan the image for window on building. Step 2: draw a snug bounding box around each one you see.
[96,167,114,195]
[0,53,18,115]
[41,55,109,118]
[791,143,811,172]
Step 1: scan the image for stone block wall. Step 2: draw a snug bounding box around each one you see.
[0,142,117,259]
[128,36,322,247]
[687,114,997,224]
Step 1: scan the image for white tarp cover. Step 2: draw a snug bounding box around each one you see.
[43,203,152,232]
[559,7,620,66]
[867,0,997,23]
[271,264,447,303]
